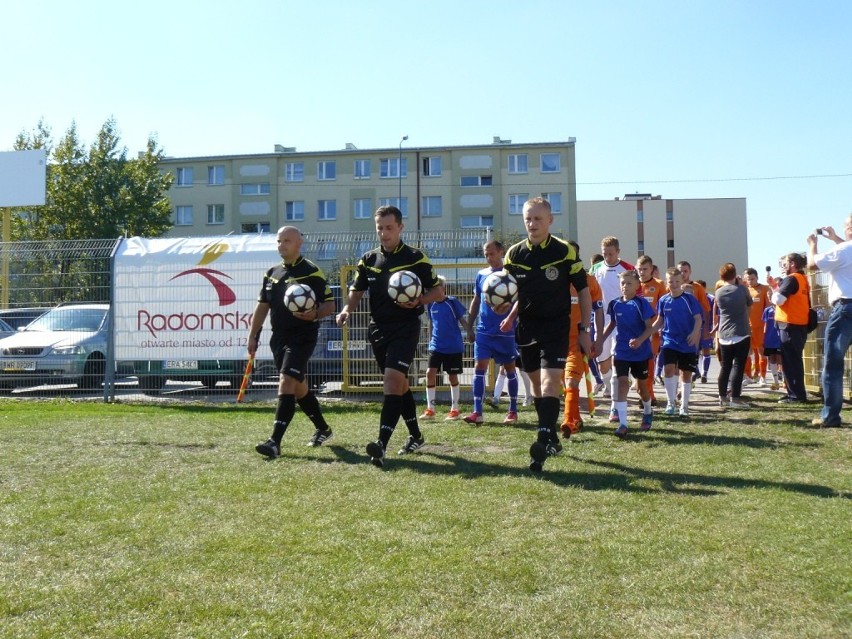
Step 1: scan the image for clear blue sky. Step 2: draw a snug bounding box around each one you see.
[2,0,850,278]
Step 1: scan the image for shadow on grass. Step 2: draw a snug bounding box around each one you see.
[297,445,847,499]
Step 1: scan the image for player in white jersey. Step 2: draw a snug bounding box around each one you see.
[588,236,635,410]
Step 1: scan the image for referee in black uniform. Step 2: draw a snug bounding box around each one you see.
[250,226,336,458]
[336,206,444,467]
[502,197,592,472]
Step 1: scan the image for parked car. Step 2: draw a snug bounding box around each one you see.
[0,304,111,391]
[0,318,15,338]
[133,358,245,392]
[0,307,51,331]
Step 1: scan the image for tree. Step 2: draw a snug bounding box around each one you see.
[11,118,174,240]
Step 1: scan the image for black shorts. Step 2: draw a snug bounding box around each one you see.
[369,319,420,375]
[763,347,780,356]
[516,319,570,373]
[271,331,318,382]
[614,358,649,380]
[428,351,463,375]
[661,347,698,373]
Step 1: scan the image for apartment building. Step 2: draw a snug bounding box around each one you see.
[159,137,578,238]
[159,140,747,284]
[576,195,748,287]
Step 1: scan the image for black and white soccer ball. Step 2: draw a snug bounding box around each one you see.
[482,271,518,310]
[388,270,423,304]
[283,283,317,313]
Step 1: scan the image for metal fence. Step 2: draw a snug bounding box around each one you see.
[1,235,847,402]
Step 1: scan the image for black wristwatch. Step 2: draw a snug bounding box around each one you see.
[578,323,591,333]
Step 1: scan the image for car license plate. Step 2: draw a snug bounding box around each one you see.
[3,360,36,371]
[327,340,366,352]
[164,360,199,370]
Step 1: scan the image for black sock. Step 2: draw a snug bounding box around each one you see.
[378,394,403,448]
[536,396,560,444]
[400,389,422,439]
[272,394,296,445]
[297,391,329,430]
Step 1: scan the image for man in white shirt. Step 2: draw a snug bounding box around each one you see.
[807,214,852,428]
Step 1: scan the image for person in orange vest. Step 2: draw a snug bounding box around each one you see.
[769,252,811,403]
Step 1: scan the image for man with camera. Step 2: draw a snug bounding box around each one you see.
[807,216,852,428]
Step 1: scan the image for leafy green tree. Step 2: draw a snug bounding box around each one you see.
[11,118,174,240]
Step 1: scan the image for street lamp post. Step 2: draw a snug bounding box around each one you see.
[398,135,408,208]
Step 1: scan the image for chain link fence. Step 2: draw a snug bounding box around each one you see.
[1,235,847,402]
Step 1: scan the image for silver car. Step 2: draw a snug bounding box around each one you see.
[0,304,110,391]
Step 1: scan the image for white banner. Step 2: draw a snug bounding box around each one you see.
[113,235,279,360]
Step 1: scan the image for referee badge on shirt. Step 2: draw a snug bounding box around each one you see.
[545,266,558,281]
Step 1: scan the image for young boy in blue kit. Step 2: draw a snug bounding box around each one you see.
[421,276,469,420]
[594,269,657,438]
[652,267,703,417]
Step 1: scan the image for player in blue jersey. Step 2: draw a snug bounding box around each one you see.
[595,270,657,438]
[421,276,469,421]
[762,304,783,390]
[652,267,703,417]
[466,240,520,425]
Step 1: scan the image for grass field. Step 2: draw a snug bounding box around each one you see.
[1,391,849,639]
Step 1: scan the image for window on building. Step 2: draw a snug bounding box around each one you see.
[637,211,644,223]
[353,198,373,219]
[317,161,336,181]
[460,175,493,187]
[508,154,528,174]
[509,193,529,215]
[667,239,675,248]
[207,204,225,225]
[284,162,304,182]
[638,240,645,252]
[380,158,407,178]
[354,159,371,179]
[542,192,562,213]
[176,167,193,187]
[285,201,304,222]
[240,183,271,196]
[460,215,493,228]
[540,153,560,173]
[666,210,673,221]
[207,165,224,186]
[175,205,193,226]
[422,156,441,177]
[379,197,408,217]
[318,200,337,221]
[241,222,271,234]
[421,196,442,217]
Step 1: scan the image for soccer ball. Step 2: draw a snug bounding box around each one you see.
[283,283,317,313]
[388,270,423,304]
[482,271,518,310]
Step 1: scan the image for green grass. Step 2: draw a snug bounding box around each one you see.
[0,395,849,638]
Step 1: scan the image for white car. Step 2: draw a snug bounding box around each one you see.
[0,304,110,391]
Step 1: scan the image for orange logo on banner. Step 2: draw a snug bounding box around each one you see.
[169,241,236,306]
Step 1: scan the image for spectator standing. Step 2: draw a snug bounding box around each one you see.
[712,263,753,408]
[807,216,852,427]
[770,252,811,404]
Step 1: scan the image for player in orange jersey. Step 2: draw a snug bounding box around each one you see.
[742,267,771,385]
[561,241,604,436]
[636,255,666,404]
[678,261,712,382]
